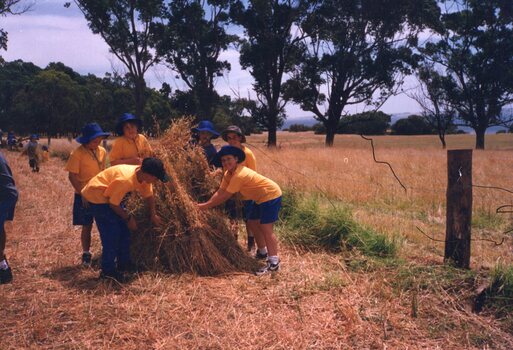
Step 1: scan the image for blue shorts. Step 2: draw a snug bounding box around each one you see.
[0,197,17,227]
[73,193,94,226]
[245,196,282,224]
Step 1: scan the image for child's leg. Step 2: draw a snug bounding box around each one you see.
[90,205,120,274]
[116,220,132,268]
[81,224,93,252]
[0,222,6,260]
[259,223,278,257]
[246,219,266,250]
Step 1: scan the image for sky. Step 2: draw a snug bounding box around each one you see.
[0,0,423,120]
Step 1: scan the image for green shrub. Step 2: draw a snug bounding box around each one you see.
[279,195,396,257]
[488,263,513,315]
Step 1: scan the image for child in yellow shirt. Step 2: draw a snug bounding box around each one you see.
[110,113,153,166]
[81,158,168,281]
[198,146,282,276]
[221,125,258,252]
[65,123,109,266]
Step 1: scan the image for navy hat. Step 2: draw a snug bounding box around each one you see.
[141,157,169,183]
[30,134,39,140]
[191,120,220,139]
[221,125,246,143]
[76,123,110,145]
[213,145,246,167]
[115,113,142,136]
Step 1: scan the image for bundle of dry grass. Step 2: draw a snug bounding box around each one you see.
[128,118,258,276]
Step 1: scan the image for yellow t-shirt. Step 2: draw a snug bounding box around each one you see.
[220,165,281,204]
[241,145,256,171]
[65,145,108,192]
[109,134,153,162]
[81,165,153,205]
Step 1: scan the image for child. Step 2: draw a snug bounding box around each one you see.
[22,134,40,172]
[110,113,153,166]
[191,120,220,166]
[81,157,168,281]
[65,123,110,266]
[221,125,258,252]
[0,151,18,284]
[198,146,282,276]
[41,146,50,162]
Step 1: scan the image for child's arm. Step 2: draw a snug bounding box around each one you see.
[68,173,83,193]
[197,189,233,210]
[144,196,162,226]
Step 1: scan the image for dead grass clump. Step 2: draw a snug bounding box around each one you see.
[128,118,258,276]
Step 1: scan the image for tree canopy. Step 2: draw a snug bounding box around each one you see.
[421,0,513,149]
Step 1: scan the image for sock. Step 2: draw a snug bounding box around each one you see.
[268,255,279,265]
[247,236,255,248]
[257,247,268,255]
[83,251,91,255]
[0,259,9,270]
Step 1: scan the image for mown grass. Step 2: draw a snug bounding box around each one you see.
[278,193,397,258]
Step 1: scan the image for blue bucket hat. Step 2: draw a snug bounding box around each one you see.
[213,145,246,168]
[115,113,142,136]
[76,123,110,144]
[191,120,220,139]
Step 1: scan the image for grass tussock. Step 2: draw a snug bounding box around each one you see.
[488,263,513,315]
[128,118,258,275]
[279,194,397,258]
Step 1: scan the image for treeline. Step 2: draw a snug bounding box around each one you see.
[1,0,513,149]
[0,60,259,141]
[286,112,462,136]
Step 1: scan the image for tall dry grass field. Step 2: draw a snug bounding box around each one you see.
[1,132,512,349]
[242,132,513,268]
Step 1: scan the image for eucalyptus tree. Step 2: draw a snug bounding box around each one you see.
[409,63,456,149]
[421,0,513,149]
[74,0,164,117]
[230,0,307,147]
[284,0,440,146]
[154,0,236,121]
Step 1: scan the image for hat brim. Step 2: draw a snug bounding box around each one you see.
[213,146,246,168]
[221,130,246,143]
[76,132,110,145]
[159,174,170,183]
[192,127,220,139]
[116,118,142,136]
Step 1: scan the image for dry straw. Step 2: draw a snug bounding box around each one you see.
[128,118,258,276]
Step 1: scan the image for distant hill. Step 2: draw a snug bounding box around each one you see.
[282,112,509,134]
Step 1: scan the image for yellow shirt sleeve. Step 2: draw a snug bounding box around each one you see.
[99,146,108,170]
[245,153,256,171]
[65,149,81,174]
[225,173,244,194]
[109,138,123,162]
[242,147,257,171]
[139,135,153,158]
[220,171,230,191]
[103,179,131,206]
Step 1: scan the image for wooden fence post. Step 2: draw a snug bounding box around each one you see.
[445,149,472,269]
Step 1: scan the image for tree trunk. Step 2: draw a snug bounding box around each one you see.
[267,105,278,147]
[475,128,485,149]
[439,132,446,149]
[134,77,147,120]
[325,127,335,147]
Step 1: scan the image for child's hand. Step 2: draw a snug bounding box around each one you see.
[127,216,137,231]
[151,214,163,227]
